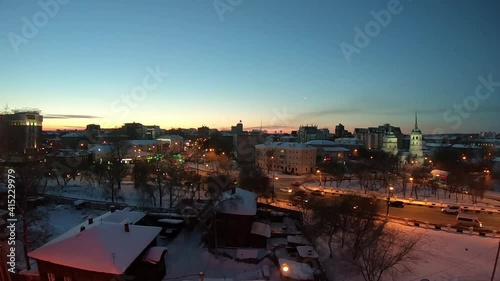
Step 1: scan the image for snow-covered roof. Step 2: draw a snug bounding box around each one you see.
[43,209,146,247]
[256,142,315,149]
[88,145,112,154]
[278,258,314,280]
[29,223,161,274]
[296,246,319,259]
[61,132,86,138]
[451,144,482,149]
[129,140,158,146]
[424,143,451,148]
[55,150,91,157]
[322,147,350,152]
[251,222,271,237]
[493,157,500,162]
[431,169,449,176]
[216,188,257,216]
[335,138,364,144]
[142,246,168,264]
[236,249,259,259]
[287,236,309,245]
[305,140,335,146]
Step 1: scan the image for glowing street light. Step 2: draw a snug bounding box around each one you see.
[282,263,289,272]
[386,185,394,216]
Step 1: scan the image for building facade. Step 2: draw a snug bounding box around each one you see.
[255,142,316,175]
[0,111,43,162]
[409,113,424,163]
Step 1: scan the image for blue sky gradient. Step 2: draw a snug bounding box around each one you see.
[1,0,499,134]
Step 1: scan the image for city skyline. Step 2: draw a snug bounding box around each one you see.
[1,0,500,134]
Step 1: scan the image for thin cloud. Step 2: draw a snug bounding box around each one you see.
[44,114,101,119]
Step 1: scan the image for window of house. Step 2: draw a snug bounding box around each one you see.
[47,273,56,281]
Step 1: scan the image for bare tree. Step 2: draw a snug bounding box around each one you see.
[99,141,131,203]
[346,228,421,281]
[265,149,275,174]
[162,154,187,209]
[8,163,51,270]
[133,161,156,207]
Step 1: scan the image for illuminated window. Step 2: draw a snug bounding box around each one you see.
[47,273,56,281]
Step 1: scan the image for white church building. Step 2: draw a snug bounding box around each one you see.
[382,113,425,164]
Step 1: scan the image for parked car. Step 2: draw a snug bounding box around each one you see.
[294,190,307,197]
[456,213,482,228]
[442,205,461,214]
[389,201,405,208]
[280,187,293,193]
[311,190,325,196]
[292,181,301,186]
[291,195,309,204]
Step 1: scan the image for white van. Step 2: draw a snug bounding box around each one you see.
[456,214,482,228]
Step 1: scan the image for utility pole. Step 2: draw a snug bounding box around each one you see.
[491,241,500,281]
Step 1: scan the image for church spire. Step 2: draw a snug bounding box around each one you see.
[414,112,418,129]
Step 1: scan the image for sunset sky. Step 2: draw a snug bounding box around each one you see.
[1,0,499,134]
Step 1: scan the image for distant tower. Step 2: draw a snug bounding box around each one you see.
[382,126,398,155]
[409,113,424,162]
[231,120,243,135]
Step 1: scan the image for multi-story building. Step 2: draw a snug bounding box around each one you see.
[297,125,329,143]
[255,142,316,175]
[354,124,403,150]
[145,125,161,140]
[156,135,184,153]
[382,128,399,155]
[335,123,345,138]
[231,121,243,135]
[0,110,43,162]
[123,122,145,140]
[197,126,210,138]
[233,134,266,165]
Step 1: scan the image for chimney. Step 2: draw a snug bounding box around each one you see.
[231,187,236,194]
[199,272,204,281]
[88,217,93,224]
[80,226,85,232]
[124,223,130,232]
[110,205,116,213]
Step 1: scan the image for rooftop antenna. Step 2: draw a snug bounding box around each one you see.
[260,118,262,133]
[112,252,115,266]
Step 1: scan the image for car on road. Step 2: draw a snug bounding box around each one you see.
[442,205,461,214]
[291,196,309,204]
[280,187,293,193]
[292,181,301,186]
[388,201,405,208]
[311,190,325,196]
[294,190,307,197]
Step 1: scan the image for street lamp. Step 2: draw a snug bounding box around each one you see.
[282,263,289,273]
[386,186,394,216]
[272,175,278,200]
[317,170,322,186]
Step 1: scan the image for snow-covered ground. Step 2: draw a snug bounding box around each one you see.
[315,222,500,281]
[37,203,500,281]
[304,178,500,209]
[14,176,500,280]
